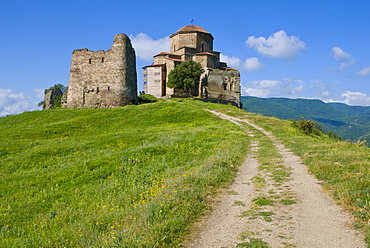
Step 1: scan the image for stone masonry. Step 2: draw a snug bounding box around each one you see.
[65,34,138,108]
[43,87,63,110]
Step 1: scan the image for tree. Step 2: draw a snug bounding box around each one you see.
[44,84,67,95]
[167,60,204,97]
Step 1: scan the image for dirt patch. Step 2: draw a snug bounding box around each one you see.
[184,111,366,248]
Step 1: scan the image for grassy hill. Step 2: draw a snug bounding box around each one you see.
[241,96,370,143]
[0,100,250,247]
[1,99,369,246]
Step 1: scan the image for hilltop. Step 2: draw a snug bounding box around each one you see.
[0,99,369,247]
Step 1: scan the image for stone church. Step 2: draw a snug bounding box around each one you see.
[143,25,241,107]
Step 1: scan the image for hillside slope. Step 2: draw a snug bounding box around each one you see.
[241,96,370,142]
[1,100,369,246]
[0,100,249,247]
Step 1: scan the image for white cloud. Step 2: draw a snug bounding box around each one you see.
[33,88,44,99]
[0,88,43,116]
[243,80,280,97]
[220,54,242,69]
[245,30,306,60]
[130,33,170,61]
[331,46,354,70]
[0,88,33,116]
[244,57,264,71]
[339,91,370,106]
[243,78,303,98]
[220,54,264,71]
[309,79,333,99]
[332,47,351,61]
[356,66,370,76]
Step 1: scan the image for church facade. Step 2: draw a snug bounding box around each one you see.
[143,25,241,107]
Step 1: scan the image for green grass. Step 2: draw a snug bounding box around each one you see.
[0,100,249,247]
[239,231,260,240]
[252,196,274,206]
[233,201,246,207]
[280,199,297,205]
[252,175,267,188]
[237,238,271,248]
[251,211,275,222]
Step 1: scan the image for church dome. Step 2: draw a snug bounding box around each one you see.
[170,25,213,38]
[177,25,210,33]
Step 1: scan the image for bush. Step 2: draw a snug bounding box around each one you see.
[138,94,158,104]
[290,118,322,136]
[327,130,342,141]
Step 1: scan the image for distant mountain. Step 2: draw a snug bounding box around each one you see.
[241,96,370,142]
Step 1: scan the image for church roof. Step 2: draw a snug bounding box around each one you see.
[194,52,218,57]
[142,64,165,69]
[170,25,213,38]
[154,52,176,56]
[177,25,210,33]
[166,58,185,62]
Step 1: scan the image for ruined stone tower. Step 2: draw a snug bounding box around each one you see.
[65,34,138,108]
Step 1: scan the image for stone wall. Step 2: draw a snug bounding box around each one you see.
[66,34,137,109]
[202,69,241,107]
[170,31,213,53]
[43,87,63,110]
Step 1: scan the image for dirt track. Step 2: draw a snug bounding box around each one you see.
[185,111,366,248]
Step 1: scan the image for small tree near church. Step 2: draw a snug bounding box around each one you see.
[167,60,204,97]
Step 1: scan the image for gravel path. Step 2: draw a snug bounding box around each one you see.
[185,111,366,248]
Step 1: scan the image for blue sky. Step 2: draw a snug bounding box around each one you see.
[1,0,370,116]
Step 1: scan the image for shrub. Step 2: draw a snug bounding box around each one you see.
[327,130,342,141]
[290,118,322,136]
[138,94,158,104]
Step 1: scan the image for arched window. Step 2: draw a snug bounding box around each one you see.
[201,42,205,52]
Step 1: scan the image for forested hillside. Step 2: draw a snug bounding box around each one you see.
[241,96,370,143]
